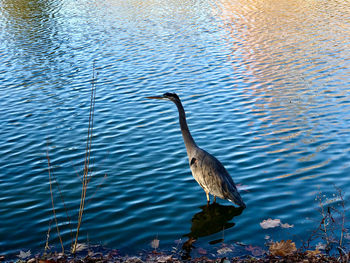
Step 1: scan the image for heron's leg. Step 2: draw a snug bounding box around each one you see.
[213,196,216,203]
[205,191,210,204]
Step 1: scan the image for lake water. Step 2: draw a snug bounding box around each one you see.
[0,0,349,258]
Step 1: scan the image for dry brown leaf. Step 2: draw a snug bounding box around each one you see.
[269,240,297,256]
[74,243,88,252]
[151,238,159,249]
[306,249,322,257]
[39,260,55,263]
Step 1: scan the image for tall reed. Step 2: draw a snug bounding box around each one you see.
[46,64,98,254]
[72,65,97,254]
[47,152,64,253]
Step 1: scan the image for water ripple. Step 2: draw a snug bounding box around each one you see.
[0,0,350,258]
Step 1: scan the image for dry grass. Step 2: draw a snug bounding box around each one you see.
[72,64,97,254]
[46,63,98,255]
[46,152,64,254]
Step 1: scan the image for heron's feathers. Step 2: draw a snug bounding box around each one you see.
[190,147,245,208]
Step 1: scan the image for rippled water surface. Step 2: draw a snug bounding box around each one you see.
[1,0,350,257]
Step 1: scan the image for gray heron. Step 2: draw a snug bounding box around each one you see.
[146,93,246,208]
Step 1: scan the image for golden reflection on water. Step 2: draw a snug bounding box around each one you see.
[1,0,63,62]
[218,0,350,180]
[1,0,60,23]
[100,0,215,22]
[218,0,349,77]
[218,0,349,90]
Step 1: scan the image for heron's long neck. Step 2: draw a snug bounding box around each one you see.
[174,100,197,154]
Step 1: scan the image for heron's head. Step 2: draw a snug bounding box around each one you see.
[146,92,181,103]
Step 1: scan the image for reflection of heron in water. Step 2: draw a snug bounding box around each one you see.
[182,203,243,259]
[146,93,245,207]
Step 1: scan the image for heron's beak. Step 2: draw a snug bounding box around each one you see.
[145,95,167,100]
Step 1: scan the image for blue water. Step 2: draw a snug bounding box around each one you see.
[0,0,350,258]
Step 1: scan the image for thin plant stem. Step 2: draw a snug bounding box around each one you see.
[50,161,73,246]
[44,219,52,252]
[72,63,97,254]
[47,150,64,254]
[335,186,346,248]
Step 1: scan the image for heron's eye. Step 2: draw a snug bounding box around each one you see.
[190,158,197,166]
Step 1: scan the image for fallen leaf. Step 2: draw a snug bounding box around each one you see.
[124,256,144,263]
[151,238,159,249]
[316,243,326,250]
[260,218,281,229]
[17,250,31,259]
[217,247,232,255]
[156,255,172,263]
[39,260,55,263]
[171,246,178,254]
[269,240,296,256]
[245,245,265,257]
[74,243,88,252]
[260,218,294,229]
[280,223,294,228]
[306,249,322,257]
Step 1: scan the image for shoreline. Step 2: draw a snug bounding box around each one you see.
[2,241,347,263]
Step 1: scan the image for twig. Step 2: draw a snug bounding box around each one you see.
[337,246,348,263]
[44,219,52,252]
[335,186,346,248]
[307,187,348,256]
[47,150,64,254]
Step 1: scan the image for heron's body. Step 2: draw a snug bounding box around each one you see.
[189,147,243,205]
[147,93,246,208]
